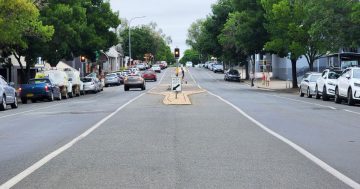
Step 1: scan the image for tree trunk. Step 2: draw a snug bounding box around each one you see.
[13,53,26,84]
[308,61,314,72]
[291,58,298,88]
[245,62,249,80]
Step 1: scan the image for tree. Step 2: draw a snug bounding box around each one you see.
[40,0,120,66]
[0,0,54,82]
[262,0,305,88]
[179,49,200,65]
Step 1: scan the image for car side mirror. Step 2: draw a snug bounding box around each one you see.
[9,82,15,87]
[345,74,350,79]
[304,79,309,82]
[68,78,73,82]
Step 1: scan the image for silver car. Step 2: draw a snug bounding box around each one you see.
[299,72,321,98]
[81,77,99,93]
[0,76,18,111]
[105,73,120,87]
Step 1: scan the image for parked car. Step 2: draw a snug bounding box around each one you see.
[299,72,321,98]
[160,61,168,69]
[186,61,193,67]
[115,72,125,84]
[124,74,146,91]
[315,69,342,101]
[334,67,360,105]
[105,73,121,87]
[19,78,62,103]
[81,77,99,93]
[209,63,215,71]
[152,64,162,73]
[0,76,18,111]
[63,68,82,97]
[142,70,157,81]
[213,63,224,73]
[136,63,147,71]
[224,69,241,81]
[40,70,73,99]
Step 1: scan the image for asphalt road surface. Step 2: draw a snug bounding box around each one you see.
[0,67,359,189]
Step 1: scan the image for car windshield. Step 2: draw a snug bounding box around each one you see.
[310,75,320,82]
[229,70,239,75]
[353,69,360,79]
[28,79,50,84]
[328,71,340,79]
[81,78,92,82]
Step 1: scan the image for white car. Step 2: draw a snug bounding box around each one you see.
[186,61,193,67]
[299,72,321,98]
[136,63,146,70]
[334,67,360,105]
[0,76,18,111]
[152,64,161,73]
[315,69,341,101]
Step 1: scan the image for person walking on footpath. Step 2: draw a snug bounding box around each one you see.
[266,71,271,86]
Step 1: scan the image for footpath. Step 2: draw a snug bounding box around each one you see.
[244,78,298,94]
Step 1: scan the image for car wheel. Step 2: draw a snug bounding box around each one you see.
[0,95,6,111]
[315,86,321,99]
[105,84,108,87]
[299,87,304,97]
[11,96,18,109]
[63,91,69,99]
[334,87,341,104]
[306,87,312,98]
[347,88,355,106]
[142,84,146,91]
[31,99,37,103]
[124,86,129,91]
[69,91,73,98]
[21,97,28,104]
[48,92,54,101]
[322,86,329,101]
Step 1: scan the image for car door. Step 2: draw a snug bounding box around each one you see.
[318,70,327,93]
[0,78,13,103]
[339,69,350,96]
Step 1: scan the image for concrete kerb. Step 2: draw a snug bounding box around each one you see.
[147,83,206,105]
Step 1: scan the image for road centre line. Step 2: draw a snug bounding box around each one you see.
[0,70,168,189]
[207,91,360,189]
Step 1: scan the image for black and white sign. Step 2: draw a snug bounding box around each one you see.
[171,77,182,92]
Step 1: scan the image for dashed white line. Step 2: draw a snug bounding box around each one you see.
[207,90,360,189]
[344,109,360,115]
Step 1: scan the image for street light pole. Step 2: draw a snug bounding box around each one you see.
[128,16,145,66]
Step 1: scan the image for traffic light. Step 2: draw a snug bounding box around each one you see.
[174,48,180,58]
[80,56,86,63]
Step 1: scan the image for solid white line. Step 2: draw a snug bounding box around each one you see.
[187,68,197,84]
[207,91,360,189]
[0,92,146,189]
[344,109,360,115]
[266,94,337,110]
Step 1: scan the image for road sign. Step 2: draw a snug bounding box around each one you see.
[171,77,182,92]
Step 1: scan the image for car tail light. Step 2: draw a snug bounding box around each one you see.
[45,85,49,92]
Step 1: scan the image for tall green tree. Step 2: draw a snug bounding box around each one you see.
[40,0,120,66]
[0,0,54,82]
[179,49,200,65]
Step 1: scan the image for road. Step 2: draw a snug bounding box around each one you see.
[0,67,359,189]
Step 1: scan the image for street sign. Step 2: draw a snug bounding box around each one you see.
[171,77,182,92]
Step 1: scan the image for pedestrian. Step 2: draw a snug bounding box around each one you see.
[181,67,185,80]
[262,72,265,85]
[266,71,270,86]
[175,67,179,77]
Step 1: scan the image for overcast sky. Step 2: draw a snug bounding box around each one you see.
[109,0,217,54]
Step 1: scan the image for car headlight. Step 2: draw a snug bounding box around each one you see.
[354,83,360,87]
[327,82,336,86]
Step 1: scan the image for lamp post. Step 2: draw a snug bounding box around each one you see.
[128,16,145,66]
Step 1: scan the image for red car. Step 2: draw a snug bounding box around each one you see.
[141,70,157,81]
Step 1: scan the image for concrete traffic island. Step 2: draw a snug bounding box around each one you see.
[148,83,206,105]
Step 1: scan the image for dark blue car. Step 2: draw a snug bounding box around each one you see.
[19,78,62,104]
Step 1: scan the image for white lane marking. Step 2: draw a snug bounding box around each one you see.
[265,94,337,110]
[0,92,146,189]
[207,91,360,189]
[344,109,360,115]
[187,68,197,84]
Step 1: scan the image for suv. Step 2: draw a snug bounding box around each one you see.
[334,67,360,105]
[0,76,18,111]
[315,69,341,101]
